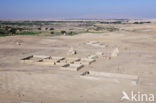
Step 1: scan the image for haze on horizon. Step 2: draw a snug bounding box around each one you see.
[0,0,156,20]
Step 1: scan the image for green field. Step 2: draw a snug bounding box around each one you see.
[0,20,150,37]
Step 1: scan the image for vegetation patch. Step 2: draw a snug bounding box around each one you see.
[17,32,40,35]
[0,20,122,37]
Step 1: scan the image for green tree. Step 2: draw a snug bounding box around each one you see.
[61,30,66,34]
[9,28,17,35]
[50,31,54,34]
[50,28,54,30]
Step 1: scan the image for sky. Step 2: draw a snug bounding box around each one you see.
[0,0,156,20]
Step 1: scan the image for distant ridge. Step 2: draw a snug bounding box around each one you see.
[0,17,155,21]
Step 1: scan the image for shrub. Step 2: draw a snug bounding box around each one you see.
[68,31,77,36]
[38,28,41,30]
[61,30,66,34]
[50,28,54,30]
[50,32,54,34]
[9,28,17,34]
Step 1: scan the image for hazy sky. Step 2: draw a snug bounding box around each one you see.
[0,0,156,19]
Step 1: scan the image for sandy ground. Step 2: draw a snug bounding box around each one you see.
[0,25,156,103]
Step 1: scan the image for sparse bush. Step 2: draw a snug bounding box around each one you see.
[0,29,8,35]
[50,32,54,34]
[61,30,66,34]
[45,28,48,30]
[9,28,17,35]
[100,21,122,24]
[67,31,77,36]
[95,27,104,31]
[5,26,10,31]
[18,28,23,31]
[133,21,151,24]
[38,28,41,30]
[106,27,119,32]
[50,28,54,30]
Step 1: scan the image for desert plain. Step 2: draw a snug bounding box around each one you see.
[0,20,156,103]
